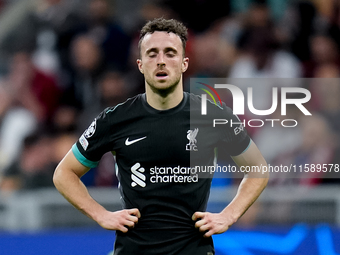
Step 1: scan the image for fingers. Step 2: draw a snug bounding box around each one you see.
[192,212,217,238]
[100,209,141,232]
[192,211,205,221]
[127,214,139,224]
[193,212,208,233]
[126,208,140,226]
[121,209,140,230]
[128,208,141,218]
[203,230,214,238]
[194,218,206,229]
[118,225,129,233]
[123,219,136,228]
[197,222,209,232]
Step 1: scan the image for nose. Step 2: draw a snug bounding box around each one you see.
[157,53,165,67]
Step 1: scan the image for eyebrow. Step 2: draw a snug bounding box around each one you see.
[145,47,178,55]
[146,48,158,55]
[164,47,178,54]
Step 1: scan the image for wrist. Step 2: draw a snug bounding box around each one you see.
[220,206,240,225]
[82,203,108,223]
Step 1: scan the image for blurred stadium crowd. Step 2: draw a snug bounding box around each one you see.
[0,0,339,193]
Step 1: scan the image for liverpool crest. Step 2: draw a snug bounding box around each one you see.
[186,128,199,151]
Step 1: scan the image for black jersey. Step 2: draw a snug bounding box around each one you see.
[72,92,250,255]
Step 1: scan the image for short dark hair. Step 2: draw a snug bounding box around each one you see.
[138,18,188,56]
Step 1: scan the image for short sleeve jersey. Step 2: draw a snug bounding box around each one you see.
[72,92,250,255]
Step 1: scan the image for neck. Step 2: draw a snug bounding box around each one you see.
[145,80,184,110]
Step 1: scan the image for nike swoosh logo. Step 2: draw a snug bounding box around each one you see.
[125,136,147,146]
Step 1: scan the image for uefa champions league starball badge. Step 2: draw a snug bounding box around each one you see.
[84,119,97,138]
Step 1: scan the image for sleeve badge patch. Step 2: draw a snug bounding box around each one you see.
[79,134,89,151]
[84,119,97,138]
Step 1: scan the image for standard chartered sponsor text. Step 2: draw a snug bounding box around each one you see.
[150,166,198,183]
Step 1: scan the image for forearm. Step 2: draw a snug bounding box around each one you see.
[223,140,269,223]
[221,173,268,223]
[53,164,106,223]
[192,171,268,237]
[53,151,141,232]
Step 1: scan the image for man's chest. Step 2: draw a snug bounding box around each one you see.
[112,115,219,167]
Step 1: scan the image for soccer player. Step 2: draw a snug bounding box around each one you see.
[53,18,269,255]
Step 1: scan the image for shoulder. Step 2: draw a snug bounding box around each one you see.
[187,92,223,108]
[102,94,144,117]
[187,92,232,116]
[88,94,144,130]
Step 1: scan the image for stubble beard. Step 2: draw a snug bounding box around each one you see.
[146,75,182,98]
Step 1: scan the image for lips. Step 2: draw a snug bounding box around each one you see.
[155,71,168,77]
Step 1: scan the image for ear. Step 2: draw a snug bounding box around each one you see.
[182,57,189,73]
[137,59,144,74]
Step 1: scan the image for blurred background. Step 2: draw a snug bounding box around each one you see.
[0,0,340,254]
